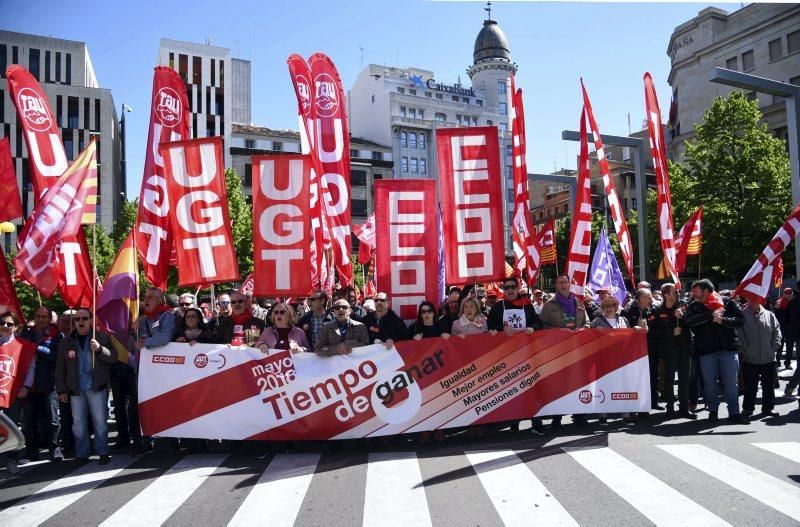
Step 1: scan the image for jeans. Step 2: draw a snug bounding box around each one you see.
[70,389,109,458]
[699,351,740,415]
[742,362,776,413]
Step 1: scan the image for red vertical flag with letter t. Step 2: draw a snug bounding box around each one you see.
[565,110,593,299]
[436,126,506,285]
[374,179,439,323]
[161,137,239,287]
[252,154,312,297]
[135,66,191,289]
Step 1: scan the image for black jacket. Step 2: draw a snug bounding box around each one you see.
[649,301,691,357]
[486,300,543,332]
[362,309,410,343]
[684,296,745,355]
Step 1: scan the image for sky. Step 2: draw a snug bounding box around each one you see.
[4,0,739,197]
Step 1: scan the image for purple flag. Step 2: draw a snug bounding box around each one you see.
[587,228,628,306]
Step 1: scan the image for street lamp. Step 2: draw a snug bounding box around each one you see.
[708,67,800,277]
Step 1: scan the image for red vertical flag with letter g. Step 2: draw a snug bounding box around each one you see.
[161,137,240,287]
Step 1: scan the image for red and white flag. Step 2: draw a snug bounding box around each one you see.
[161,137,240,287]
[566,109,593,298]
[774,255,784,290]
[6,65,95,306]
[252,154,313,297]
[0,138,23,222]
[733,204,800,303]
[135,67,191,289]
[537,219,557,266]
[353,213,376,265]
[238,274,255,294]
[436,127,506,285]
[15,141,98,297]
[508,77,540,283]
[374,180,439,323]
[581,80,635,285]
[644,73,680,288]
[675,206,703,273]
[0,256,24,323]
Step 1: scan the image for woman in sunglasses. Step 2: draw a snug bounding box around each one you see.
[409,301,450,340]
[174,307,214,346]
[256,303,309,354]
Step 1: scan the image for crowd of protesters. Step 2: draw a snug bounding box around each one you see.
[2,273,797,471]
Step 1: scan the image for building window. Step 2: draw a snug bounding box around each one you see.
[245,139,255,149]
[94,98,100,131]
[372,151,382,161]
[456,114,463,124]
[64,134,74,161]
[273,141,283,151]
[435,93,443,100]
[352,199,368,216]
[29,48,40,80]
[725,56,738,70]
[632,198,638,211]
[371,94,375,103]
[452,95,459,102]
[791,75,800,86]
[425,92,432,97]
[350,148,359,158]
[506,144,513,157]
[462,97,469,103]
[789,30,800,54]
[472,117,478,125]
[192,56,202,84]
[67,97,79,129]
[418,109,424,119]
[244,164,252,187]
[409,132,417,148]
[45,50,50,82]
[410,158,418,173]
[476,99,483,106]
[401,131,407,147]
[397,87,405,94]
[419,133,426,149]
[769,38,783,61]
[409,108,416,118]
[55,51,61,82]
[210,59,215,86]
[0,44,6,78]
[215,90,223,116]
[352,170,367,186]
[12,46,18,66]
[400,106,407,116]
[746,92,757,102]
[65,53,71,84]
[219,60,225,87]
[499,122,508,131]
[741,50,755,71]
[402,157,408,172]
[420,159,427,174]
[178,54,188,82]
[409,89,416,96]
[505,165,512,177]
[435,112,446,122]
[499,102,507,115]
[487,119,493,126]
[498,80,507,94]
[83,98,90,129]
[56,95,63,126]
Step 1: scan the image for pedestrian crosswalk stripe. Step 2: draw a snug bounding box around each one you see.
[466,450,578,527]
[658,444,800,521]
[363,452,432,527]
[100,454,228,527]
[227,453,320,527]
[752,442,800,465]
[0,456,135,527]
[567,447,730,527]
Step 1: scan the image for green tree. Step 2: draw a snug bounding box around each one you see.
[225,167,253,279]
[112,198,138,249]
[669,91,792,281]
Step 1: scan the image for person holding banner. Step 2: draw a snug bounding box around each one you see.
[361,293,410,349]
[135,287,177,352]
[256,303,309,354]
[212,292,266,347]
[55,309,118,464]
[451,298,489,337]
[539,275,588,331]
[173,307,215,346]
[409,301,451,340]
[297,291,335,349]
[314,300,369,357]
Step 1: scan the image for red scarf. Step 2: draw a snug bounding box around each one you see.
[509,297,531,307]
[144,304,171,321]
[703,292,725,311]
[777,297,789,310]
[231,309,254,326]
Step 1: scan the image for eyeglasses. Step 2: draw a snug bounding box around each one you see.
[218,301,231,306]
[333,305,349,311]
[180,302,193,307]
[375,299,387,303]
[0,321,15,328]
[273,309,287,315]
[75,317,91,321]
[420,309,434,314]
[503,285,517,290]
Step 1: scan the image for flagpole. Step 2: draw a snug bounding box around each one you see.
[698,252,702,279]
[92,223,97,367]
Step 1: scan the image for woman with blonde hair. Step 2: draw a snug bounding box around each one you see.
[256,302,309,354]
[451,297,488,337]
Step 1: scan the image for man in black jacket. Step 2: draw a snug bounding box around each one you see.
[684,279,748,424]
[361,292,410,348]
[622,288,661,411]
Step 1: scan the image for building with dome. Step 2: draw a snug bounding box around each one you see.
[348,12,517,244]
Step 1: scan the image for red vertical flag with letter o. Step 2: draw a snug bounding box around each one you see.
[374,180,439,323]
[437,127,506,285]
[161,137,239,287]
[252,154,312,297]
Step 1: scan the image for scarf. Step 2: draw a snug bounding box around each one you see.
[231,309,254,326]
[703,292,725,311]
[457,314,486,328]
[508,297,531,307]
[555,292,577,318]
[777,297,789,310]
[184,328,202,341]
[144,304,171,321]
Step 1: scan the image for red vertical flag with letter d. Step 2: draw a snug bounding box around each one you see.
[161,137,239,287]
[374,179,439,323]
[436,126,506,285]
[252,154,312,297]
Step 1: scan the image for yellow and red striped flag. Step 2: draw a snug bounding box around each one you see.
[537,219,557,265]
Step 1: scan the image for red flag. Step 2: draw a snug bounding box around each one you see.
[309,53,353,286]
[252,154,312,297]
[644,73,680,288]
[436,126,506,285]
[0,138,23,222]
[15,141,98,298]
[161,137,240,287]
[6,65,94,305]
[537,219,557,266]
[674,206,703,273]
[353,213,376,265]
[287,55,325,287]
[581,80,636,285]
[566,109,593,299]
[734,204,800,303]
[374,180,439,323]
[509,77,541,284]
[364,258,377,298]
[0,338,36,409]
[135,67,191,289]
[238,273,254,294]
[0,255,24,323]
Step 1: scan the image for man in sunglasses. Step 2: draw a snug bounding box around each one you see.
[487,278,543,336]
[361,292,410,349]
[56,309,118,464]
[315,300,369,356]
[212,292,265,346]
[297,290,336,349]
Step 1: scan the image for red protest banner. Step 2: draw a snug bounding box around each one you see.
[252,154,312,297]
[436,126,506,285]
[161,136,239,287]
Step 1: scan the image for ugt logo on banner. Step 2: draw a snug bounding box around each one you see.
[161,136,240,287]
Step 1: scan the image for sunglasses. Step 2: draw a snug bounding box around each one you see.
[180,302,193,307]
[0,321,15,328]
[273,309,287,315]
[420,309,434,314]
[75,317,91,322]
[218,301,231,306]
[333,305,349,311]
